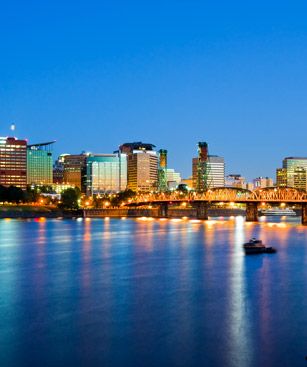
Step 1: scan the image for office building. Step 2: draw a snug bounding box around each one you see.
[53,154,66,184]
[192,155,225,189]
[27,141,54,185]
[127,150,158,192]
[276,157,307,191]
[276,168,287,187]
[0,136,27,189]
[118,142,158,192]
[293,167,307,190]
[62,153,88,191]
[86,154,127,195]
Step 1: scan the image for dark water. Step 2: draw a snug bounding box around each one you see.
[1,216,307,367]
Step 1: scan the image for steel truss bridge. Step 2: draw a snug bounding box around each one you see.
[126,187,307,224]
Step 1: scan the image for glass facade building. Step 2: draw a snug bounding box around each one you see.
[0,136,27,189]
[86,154,127,195]
[27,142,54,185]
[276,157,307,191]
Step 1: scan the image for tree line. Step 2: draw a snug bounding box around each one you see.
[0,185,57,204]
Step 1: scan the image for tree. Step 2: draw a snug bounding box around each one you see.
[176,184,189,193]
[59,188,81,209]
[24,185,40,203]
[110,189,136,207]
[7,186,24,203]
[0,185,6,202]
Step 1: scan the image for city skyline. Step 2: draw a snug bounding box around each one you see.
[0,130,305,183]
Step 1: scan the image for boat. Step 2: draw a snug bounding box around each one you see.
[260,207,296,216]
[243,238,277,254]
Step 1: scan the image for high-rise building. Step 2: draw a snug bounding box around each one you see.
[86,154,127,195]
[27,141,54,185]
[53,155,65,184]
[277,157,307,190]
[118,142,158,192]
[127,150,158,192]
[293,167,306,190]
[276,168,287,187]
[62,153,88,191]
[0,136,27,189]
[192,155,225,189]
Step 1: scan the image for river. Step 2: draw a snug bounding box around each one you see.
[0,216,307,367]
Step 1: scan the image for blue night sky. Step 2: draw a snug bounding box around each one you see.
[1,1,307,180]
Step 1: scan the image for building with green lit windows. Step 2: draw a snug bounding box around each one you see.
[276,157,307,191]
[27,142,54,185]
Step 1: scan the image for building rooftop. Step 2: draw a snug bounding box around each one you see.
[284,157,307,160]
[119,142,156,152]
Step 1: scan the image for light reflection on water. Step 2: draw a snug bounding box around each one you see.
[0,217,307,367]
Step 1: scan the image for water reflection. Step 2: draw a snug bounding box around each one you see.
[227,217,254,367]
[0,218,307,367]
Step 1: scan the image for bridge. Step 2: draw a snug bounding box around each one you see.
[125,187,307,224]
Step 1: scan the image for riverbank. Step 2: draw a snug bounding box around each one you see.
[0,205,83,218]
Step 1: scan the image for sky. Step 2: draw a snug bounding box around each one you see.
[1,0,307,180]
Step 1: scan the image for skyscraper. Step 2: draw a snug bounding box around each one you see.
[0,136,27,189]
[276,157,307,191]
[127,150,158,192]
[27,141,54,185]
[53,155,65,184]
[276,168,287,187]
[62,153,88,191]
[86,154,127,195]
[118,142,158,192]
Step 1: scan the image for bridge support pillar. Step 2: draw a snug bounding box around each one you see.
[195,202,209,220]
[246,202,258,222]
[302,204,307,225]
[158,203,168,218]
